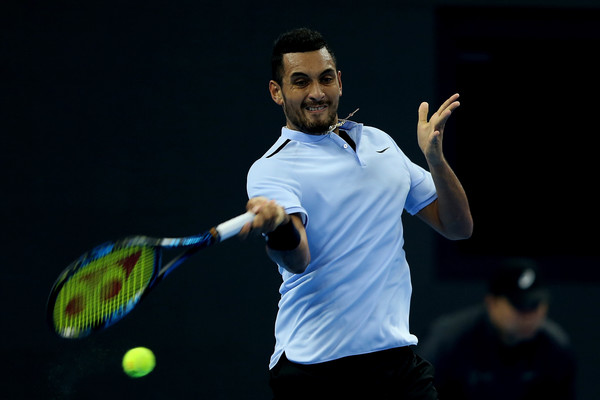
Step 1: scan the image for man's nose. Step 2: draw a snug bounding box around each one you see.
[308,82,325,101]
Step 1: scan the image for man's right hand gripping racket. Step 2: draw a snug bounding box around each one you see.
[46,212,254,339]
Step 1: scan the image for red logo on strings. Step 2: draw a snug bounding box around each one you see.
[65,250,142,316]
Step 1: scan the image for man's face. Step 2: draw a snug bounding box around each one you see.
[486,295,549,345]
[270,48,342,135]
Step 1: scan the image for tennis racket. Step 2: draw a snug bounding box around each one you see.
[47,211,255,339]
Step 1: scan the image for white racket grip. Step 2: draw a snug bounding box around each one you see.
[215,211,255,241]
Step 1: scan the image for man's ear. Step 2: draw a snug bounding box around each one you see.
[269,80,284,105]
[338,70,342,96]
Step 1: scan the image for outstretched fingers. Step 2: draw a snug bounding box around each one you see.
[436,93,460,125]
[419,94,460,126]
[418,101,430,124]
[436,93,460,116]
[433,94,460,131]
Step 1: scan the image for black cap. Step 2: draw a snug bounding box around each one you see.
[489,258,549,312]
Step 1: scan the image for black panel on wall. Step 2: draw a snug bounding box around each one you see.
[434,7,600,281]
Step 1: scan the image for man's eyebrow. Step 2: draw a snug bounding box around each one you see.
[319,68,337,76]
[289,68,336,79]
[290,72,309,79]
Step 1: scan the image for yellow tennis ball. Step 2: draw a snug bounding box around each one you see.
[122,347,156,378]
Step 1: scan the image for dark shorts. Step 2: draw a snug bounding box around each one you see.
[269,347,438,400]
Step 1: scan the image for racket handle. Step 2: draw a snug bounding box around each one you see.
[215,211,255,241]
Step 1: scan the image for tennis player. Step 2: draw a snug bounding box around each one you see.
[242,28,473,399]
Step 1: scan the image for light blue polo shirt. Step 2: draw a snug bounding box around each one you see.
[246,121,437,369]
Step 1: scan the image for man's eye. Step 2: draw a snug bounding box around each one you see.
[321,77,334,84]
[294,80,308,87]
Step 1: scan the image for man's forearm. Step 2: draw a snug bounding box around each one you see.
[428,159,473,240]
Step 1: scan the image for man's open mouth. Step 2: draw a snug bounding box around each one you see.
[306,105,327,112]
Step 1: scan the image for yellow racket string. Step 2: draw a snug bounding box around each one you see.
[53,245,156,338]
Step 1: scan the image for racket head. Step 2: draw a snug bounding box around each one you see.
[47,238,161,339]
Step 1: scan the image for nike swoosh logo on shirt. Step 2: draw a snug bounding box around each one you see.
[376,147,390,153]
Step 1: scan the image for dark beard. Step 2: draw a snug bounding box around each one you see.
[284,102,337,135]
[301,119,335,135]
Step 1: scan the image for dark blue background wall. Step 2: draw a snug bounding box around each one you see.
[2,1,599,398]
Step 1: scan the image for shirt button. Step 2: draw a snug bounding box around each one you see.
[343,144,348,149]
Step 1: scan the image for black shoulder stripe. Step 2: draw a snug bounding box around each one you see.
[266,139,291,158]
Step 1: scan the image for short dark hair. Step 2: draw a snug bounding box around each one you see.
[271,28,337,85]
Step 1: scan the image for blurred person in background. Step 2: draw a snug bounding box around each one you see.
[418,258,576,400]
